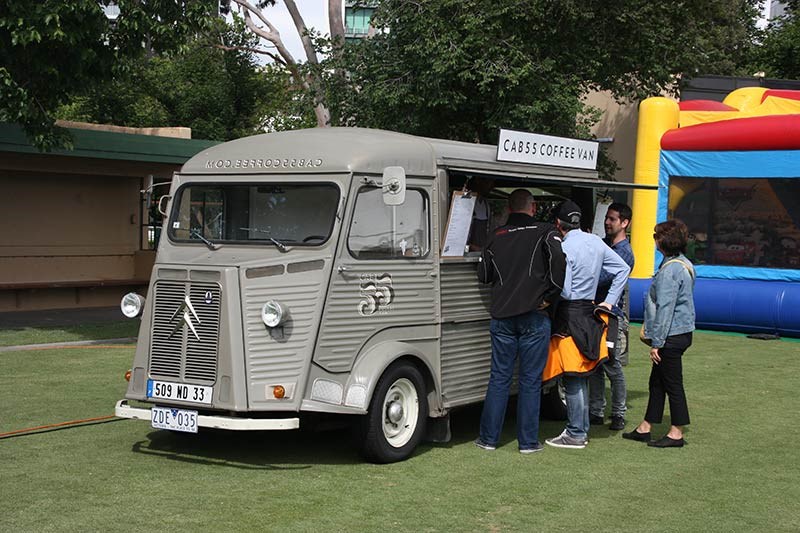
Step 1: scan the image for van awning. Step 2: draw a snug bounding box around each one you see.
[444,164,657,190]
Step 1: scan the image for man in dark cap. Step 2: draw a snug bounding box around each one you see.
[475,189,566,454]
[545,200,630,449]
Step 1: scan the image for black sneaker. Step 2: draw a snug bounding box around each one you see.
[519,443,545,454]
[589,414,605,425]
[609,416,625,431]
[474,438,496,451]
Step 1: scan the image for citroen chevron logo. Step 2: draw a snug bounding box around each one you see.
[169,295,201,340]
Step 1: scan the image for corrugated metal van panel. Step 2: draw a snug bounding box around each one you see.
[440,262,491,320]
[440,321,492,405]
[315,260,437,373]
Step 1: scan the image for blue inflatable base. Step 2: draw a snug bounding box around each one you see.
[629,277,800,338]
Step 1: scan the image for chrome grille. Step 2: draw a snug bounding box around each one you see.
[149,280,221,385]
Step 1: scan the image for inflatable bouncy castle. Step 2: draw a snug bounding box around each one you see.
[629,87,800,337]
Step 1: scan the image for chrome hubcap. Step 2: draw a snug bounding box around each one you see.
[387,401,404,423]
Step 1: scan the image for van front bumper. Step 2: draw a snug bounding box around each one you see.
[114,400,300,430]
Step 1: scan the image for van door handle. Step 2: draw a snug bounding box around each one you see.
[337,265,357,279]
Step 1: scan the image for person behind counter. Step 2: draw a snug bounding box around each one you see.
[466,177,496,251]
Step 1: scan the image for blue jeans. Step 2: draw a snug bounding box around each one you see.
[588,357,627,418]
[479,310,551,449]
[563,375,589,440]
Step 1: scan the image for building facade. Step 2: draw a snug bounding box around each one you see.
[0,123,216,312]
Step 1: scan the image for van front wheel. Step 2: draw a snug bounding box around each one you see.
[358,363,428,463]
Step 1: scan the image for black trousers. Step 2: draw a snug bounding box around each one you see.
[644,332,692,426]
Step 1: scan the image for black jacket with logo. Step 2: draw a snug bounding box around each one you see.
[477,213,567,319]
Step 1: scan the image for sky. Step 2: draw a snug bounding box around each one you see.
[238,0,331,62]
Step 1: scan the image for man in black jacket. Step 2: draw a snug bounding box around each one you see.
[474,189,567,454]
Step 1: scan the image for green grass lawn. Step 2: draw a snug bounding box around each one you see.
[0,321,139,347]
[1,327,798,532]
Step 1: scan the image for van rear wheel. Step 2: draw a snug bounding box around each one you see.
[358,363,428,463]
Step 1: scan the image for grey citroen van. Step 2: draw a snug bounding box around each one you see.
[115,127,640,462]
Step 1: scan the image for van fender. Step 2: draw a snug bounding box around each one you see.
[344,340,442,416]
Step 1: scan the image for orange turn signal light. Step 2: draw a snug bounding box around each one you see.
[124,369,132,382]
[273,385,286,399]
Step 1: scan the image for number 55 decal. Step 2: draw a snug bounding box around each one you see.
[358,273,394,316]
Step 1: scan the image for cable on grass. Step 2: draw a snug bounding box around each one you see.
[7,344,135,352]
[0,415,123,439]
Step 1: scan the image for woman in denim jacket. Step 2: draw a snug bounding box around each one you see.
[623,219,695,448]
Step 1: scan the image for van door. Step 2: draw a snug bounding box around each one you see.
[314,177,438,373]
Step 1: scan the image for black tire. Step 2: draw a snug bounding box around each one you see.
[357,362,428,463]
[540,379,567,421]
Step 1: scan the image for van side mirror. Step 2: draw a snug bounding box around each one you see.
[382,167,406,206]
[157,195,172,217]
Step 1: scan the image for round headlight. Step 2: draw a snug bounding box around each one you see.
[121,292,145,318]
[261,300,287,328]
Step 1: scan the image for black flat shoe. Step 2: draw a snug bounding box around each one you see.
[622,429,651,442]
[648,436,685,448]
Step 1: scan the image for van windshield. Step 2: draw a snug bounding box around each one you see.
[169,183,339,246]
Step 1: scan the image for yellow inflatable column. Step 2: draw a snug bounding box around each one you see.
[630,97,679,278]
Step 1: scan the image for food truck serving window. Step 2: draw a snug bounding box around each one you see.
[169,183,339,245]
[348,186,430,259]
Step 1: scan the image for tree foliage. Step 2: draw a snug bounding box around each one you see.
[57,24,315,141]
[322,0,761,145]
[756,1,800,79]
[0,0,218,149]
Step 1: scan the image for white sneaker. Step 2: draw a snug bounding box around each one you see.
[545,433,587,449]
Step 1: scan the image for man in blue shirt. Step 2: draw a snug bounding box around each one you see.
[545,200,630,449]
[590,203,635,431]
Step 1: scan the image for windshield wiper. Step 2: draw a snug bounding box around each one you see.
[239,227,292,253]
[190,229,221,251]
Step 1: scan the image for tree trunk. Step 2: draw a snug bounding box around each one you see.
[232,0,332,127]
[328,0,344,43]
[285,0,319,66]
[284,0,331,127]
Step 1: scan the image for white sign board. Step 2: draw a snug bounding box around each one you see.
[441,191,477,257]
[497,129,599,170]
[592,198,612,237]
